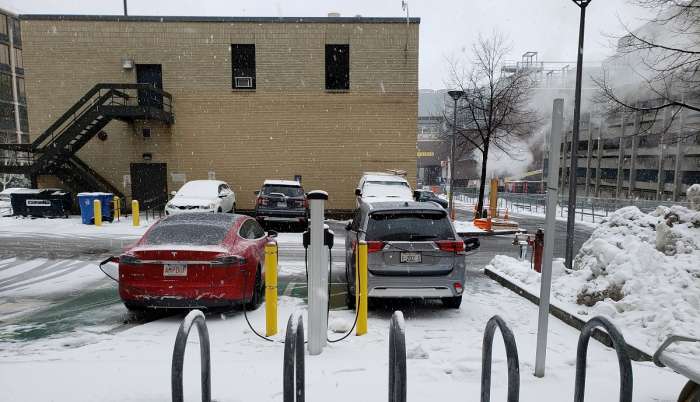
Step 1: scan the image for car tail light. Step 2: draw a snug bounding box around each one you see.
[366,241,385,253]
[211,255,246,266]
[257,197,268,207]
[454,282,464,295]
[304,199,309,208]
[435,240,465,253]
[119,254,142,265]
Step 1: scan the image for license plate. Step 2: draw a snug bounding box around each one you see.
[277,202,287,208]
[400,252,422,263]
[164,263,187,276]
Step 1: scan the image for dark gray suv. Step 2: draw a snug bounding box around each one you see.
[254,180,308,229]
[344,201,470,308]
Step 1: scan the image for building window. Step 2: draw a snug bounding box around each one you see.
[0,102,14,130]
[13,48,21,69]
[0,15,7,35]
[231,44,255,89]
[0,44,9,66]
[16,76,25,103]
[19,105,28,132]
[0,73,11,102]
[325,44,349,90]
[10,18,19,45]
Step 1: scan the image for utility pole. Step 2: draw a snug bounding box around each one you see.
[565,0,592,269]
[123,0,128,16]
[447,90,464,220]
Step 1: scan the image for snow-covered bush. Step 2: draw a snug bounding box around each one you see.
[687,183,700,210]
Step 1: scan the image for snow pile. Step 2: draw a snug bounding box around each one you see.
[488,205,700,357]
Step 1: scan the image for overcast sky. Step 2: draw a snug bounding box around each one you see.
[6,0,653,89]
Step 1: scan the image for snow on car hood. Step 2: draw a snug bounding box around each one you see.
[131,244,228,253]
[168,196,216,207]
[362,183,413,200]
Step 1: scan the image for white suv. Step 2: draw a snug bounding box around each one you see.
[355,173,413,206]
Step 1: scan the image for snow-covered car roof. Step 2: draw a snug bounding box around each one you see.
[363,200,446,213]
[176,180,228,195]
[0,187,31,195]
[263,179,301,187]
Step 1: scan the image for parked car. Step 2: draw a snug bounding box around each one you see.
[254,180,308,228]
[344,201,479,309]
[115,213,276,310]
[0,187,29,216]
[165,180,235,215]
[413,189,448,209]
[355,173,413,206]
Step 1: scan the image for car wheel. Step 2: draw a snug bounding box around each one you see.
[249,268,264,310]
[217,207,222,213]
[229,203,236,213]
[679,381,700,402]
[442,296,462,309]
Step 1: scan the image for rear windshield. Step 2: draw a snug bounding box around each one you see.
[143,224,229,246]
[366,212,454,241]
[262,185,304,197]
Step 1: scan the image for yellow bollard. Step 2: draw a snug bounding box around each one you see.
[132,200,140,227]
[264,241,278,337]
[113,196,121,222]
[356,240,368,336]
[93,199,102,226]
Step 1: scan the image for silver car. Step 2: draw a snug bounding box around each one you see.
[344,201,473,309]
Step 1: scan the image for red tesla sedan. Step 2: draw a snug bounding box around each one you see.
[116,213,276,310]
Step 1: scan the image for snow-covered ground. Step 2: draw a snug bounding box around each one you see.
[0,271,687,401]
[0,215,153,239]
[487,205,700,363]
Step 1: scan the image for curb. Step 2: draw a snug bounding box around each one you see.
[483,267,652,362]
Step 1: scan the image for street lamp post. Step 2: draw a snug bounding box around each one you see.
[565,0,592,269]
[447,90,464,220]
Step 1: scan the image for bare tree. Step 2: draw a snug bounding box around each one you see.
[594,0,700,141]
[447,32,539,214]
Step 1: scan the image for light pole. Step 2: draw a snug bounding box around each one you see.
[447,90,464,220]
[565,0,592,269]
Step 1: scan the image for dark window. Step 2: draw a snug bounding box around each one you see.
[325,44,349,90]
[239,219,265,239]
[366,211,454,241]
[231,44,256,89]
[16,76,24,103]
[0,44,9,65]
[262,184,304,197]
[636,169,657,182]
[601,168,617,180]
[623,169,630,180]
[603,138,620,150]
[682,171,700,185]
[576,167,587,177]
[19,105,28,132]
[0,73,11,102]
[10,18,19,45]
[664,170,675,183]
[13,48,21,69]
[144,223,229,246]
[0,102,13,130]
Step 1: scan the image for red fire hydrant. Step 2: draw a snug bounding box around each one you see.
[528,229,544,273]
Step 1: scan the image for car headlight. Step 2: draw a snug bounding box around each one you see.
[208,203,216,209]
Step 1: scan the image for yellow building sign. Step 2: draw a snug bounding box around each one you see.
[417,151,434,157]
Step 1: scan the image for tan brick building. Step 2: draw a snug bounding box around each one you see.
[18,15,419,211]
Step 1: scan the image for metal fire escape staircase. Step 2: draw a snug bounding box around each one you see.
[0,83,174,199]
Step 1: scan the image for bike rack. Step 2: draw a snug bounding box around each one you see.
[574,316,633,402]
[480,315,520,402]
[166,312,634,402]
[283,311,306,402]
[171,310,211,402]
[389,311,407,402]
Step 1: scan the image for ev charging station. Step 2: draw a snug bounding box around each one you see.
[306,190,330,355]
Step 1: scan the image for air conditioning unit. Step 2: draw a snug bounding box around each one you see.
[235,77,253,88]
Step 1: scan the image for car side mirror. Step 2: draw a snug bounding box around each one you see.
[170,191,177,196]
[345,222,352,231]
[267,230,278,238]
[464,237,480,252]
[355,188,361,196]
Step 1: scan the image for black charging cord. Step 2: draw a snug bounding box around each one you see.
[98,256,120,283]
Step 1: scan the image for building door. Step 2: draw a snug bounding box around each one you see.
[130,163,167,210]
[135,64,163,108]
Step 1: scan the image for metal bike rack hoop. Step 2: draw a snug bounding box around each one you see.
[171,309,211,402]
[574,316,633,402]
[481,315,520,402]
[389,311,407,402]
[283,311,306,402]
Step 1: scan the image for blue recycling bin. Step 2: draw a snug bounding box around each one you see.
[77,192,114,224]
